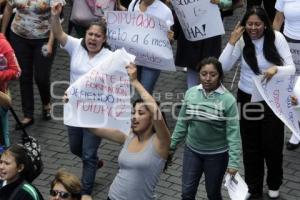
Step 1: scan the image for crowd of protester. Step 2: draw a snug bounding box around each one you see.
[0,0,300,200]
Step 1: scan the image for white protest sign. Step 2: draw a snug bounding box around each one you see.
[105,11,176,71]
[224,173,248,200]
[253,75,300,140]
[171,0,224,41]
[288,42,300,75]
[64,48,135,134]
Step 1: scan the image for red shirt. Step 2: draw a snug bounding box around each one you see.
[0,33,21,92]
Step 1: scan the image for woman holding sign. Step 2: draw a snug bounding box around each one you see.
[128,0,174,94]
[219,7,295,199]
[174,0,232,89]
[89,64,171,200]
[51,3,112,200]
[273,0,300,151]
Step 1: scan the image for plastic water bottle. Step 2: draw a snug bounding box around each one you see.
[0,54,7,71]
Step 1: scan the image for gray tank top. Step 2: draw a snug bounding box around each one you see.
[108,134,166,200]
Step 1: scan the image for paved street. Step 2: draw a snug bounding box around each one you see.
[7,1,300,200]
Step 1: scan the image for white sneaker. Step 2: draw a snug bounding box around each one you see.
[268,190,279,199]
[245,192,251,200]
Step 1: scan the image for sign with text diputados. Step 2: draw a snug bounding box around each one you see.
[105,11,176,71]
[253,75,300,140]
[63,48,135,134]
[171,0,225,41]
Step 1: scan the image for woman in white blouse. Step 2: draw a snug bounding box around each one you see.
[219,6,295,199]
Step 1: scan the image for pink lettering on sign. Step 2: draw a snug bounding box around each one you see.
[272,89,282,114]
[106,12,156,29]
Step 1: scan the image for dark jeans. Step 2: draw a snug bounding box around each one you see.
[10,31,56,118]
[67,126,102,195]
[237,89,284,195]
[246,0,276,21]
[181,146,228,200]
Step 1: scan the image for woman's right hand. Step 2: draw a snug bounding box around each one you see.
[291,96,298,106]
[51,2,63,16]
[63,93,69,103]
[229,22,245,45]
[126,63,138,83]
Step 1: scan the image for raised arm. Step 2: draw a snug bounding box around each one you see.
[50,2,68,46]
[127,64,171,155]
[89,127,127,144]
[273,11,284,31]
[219,22,244,71]
[1,2,13,34]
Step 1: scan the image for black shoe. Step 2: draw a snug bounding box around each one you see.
[42,109,51,120]
[97,159,104,169]
[286,141,300,151]
[248,194,263,200]
[15,119,34,130]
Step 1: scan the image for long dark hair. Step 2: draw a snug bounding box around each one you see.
[240,6,283,75]
[81,18,111,51]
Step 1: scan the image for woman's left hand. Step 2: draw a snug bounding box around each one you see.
[227,168,238,176]
[46,43,53,56]
[262,66,278,83]
[291,96,298,106]
[210,0,220,5]
[167,30,174,42]
[126,63,137,82]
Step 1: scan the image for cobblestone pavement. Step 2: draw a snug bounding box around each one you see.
[7,2,300,200]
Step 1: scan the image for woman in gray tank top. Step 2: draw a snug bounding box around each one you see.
[90,64,171,200]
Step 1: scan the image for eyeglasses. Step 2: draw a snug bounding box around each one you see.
[49,189,70,199]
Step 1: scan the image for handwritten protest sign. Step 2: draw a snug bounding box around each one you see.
[64,48,135,134]
[288,42,300,75]
[171,0,224,41]
[105,11,176,71]
[253,75,300,140]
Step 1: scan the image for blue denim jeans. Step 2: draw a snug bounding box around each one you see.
[137,65,161,94]
[67,126,102,195]
[182,146,228,200]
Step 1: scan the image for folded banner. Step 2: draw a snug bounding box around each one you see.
[224,172,248,200]
[171,0,225,41]
[105,11,176,71]
[288,42,300,75]
[253,75,300,140]
[63,48,135,134]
